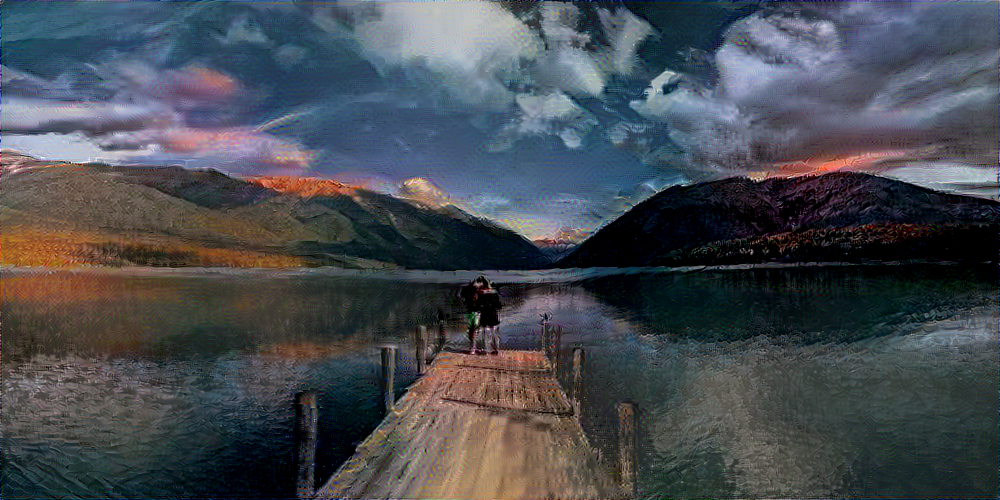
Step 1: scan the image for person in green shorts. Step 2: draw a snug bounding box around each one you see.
[459,276,485,354]
[466,310,480,351]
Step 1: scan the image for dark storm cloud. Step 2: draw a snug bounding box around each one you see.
[627,2,999,176]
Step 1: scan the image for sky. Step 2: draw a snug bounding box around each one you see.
[3,1,998,240]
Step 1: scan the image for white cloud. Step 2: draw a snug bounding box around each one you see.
[2,96,178,135]
[532,2,653,98]
[2,132,154,164]
[215,15,271,46]
[534,3,653,96]
[274,44,308,69]
[354,1,544,109]
[348,1,653,113]
[489,90,598,150]
[538,46,606,98]
[516,91,587,130]
[598,7,654,76]
[879,162,1000,200]
[533,3,605,97]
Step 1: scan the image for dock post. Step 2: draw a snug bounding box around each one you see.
[437,319,447,351]
[380,346,396,413]
[294,391,318,499]
[571,348,585,417]
[554,325,563,373]
[617,401,637,496]
[415,326,427,375]
[542,322,551,361]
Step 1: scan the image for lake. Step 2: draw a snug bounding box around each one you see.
[2,265,997,498]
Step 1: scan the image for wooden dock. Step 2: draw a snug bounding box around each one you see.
[311,349,628,499]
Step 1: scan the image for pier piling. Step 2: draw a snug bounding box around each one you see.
[572,348,585,417]
[554,325,563,373]
[436,319,447,351]
[294,391,318,499]
[617,401,637,496]
[415,326,427,375]
[380,346,396,413]
[542,322,551,361]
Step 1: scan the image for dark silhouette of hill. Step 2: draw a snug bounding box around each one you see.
[558,173,999,268]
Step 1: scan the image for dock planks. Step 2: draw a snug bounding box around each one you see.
[315,350,624,499]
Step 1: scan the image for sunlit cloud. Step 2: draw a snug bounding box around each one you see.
[353,1,544,110]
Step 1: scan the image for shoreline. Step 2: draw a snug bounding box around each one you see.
[1,259,993,283]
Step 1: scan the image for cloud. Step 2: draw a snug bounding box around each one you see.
[2,96,177,135]
[2,58,310,174]
[466,193,512,213]
[274,44,309,70]
[2,132,153,164]
[628,3,999,176]
[1,65,87,100]
[214,14,272,46]
[533,2,606,97]
[599,7,655,76]
[3,127,312,176]
[107,62,244,116]
[1,62,247,136]
[348,1,653,113]
[879,161,1000,201]
[95,126,314,174]
[490,90,598,150]
[529,2,654,99]
[353,1,544,110]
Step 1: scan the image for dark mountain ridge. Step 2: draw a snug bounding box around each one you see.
[559,172,999,268]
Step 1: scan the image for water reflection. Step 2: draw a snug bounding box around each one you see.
[2,265,996,498]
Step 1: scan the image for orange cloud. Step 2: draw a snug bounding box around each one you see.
[169,66,239,101]
[157,127,313,170]
[763,149,911,179]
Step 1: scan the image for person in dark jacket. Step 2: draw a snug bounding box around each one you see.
[459,276,485,354]
[476,279,503,355]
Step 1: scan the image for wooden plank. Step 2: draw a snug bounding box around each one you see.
[441,361,573,416]
[316,351,624,499]
[454,351,552,372]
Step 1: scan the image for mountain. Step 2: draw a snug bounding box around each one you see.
[532,238,578,261]
[0,151,549,270]
[558,172,999,268]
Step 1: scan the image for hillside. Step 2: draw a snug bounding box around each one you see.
[558,173,999,268]
[0,152,549,270]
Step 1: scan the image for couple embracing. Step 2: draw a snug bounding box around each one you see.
[459,275,503,355]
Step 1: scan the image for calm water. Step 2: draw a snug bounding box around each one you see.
[2,265,997,498]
